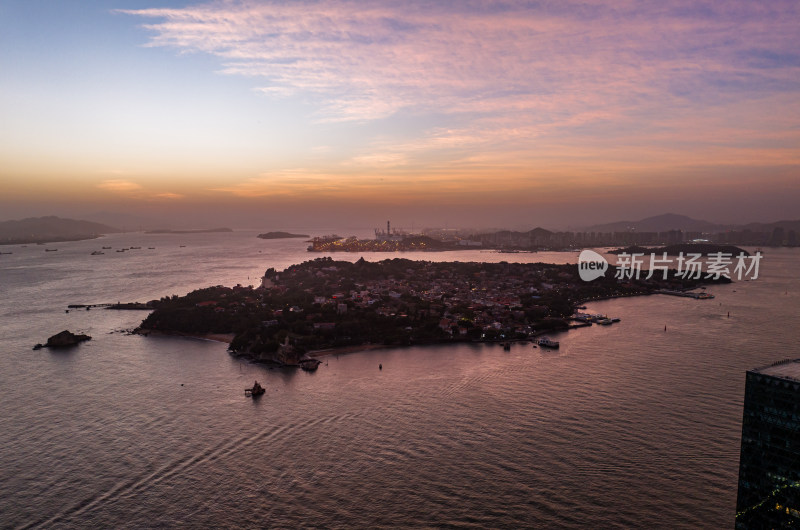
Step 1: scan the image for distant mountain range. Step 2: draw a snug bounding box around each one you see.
[738,219,800,233]
[3,213,797,247]
[0,216,120,244]
[583,213,800,234]
[584,213,725,233]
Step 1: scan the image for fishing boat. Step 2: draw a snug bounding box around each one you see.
[537,337,560,349]
[300,359,322,371]
[245,381,265,397]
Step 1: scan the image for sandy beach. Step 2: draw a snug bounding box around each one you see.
[135,329,235,344]
[305,343,388,358]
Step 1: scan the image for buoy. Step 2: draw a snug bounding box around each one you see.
[379,364,382,370]
[727,312,730,318]
[664,325,667,332]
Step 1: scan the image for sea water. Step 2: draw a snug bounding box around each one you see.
[1,231,798,527]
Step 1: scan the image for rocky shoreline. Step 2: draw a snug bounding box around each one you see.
[136,257,726,368]
[33,330,92,350]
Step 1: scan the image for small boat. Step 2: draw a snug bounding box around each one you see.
[538,337,560,348]
[130,246,141,250]
[245,381,265,397]
[148,247,155,249]
[45,248,57,252]
[91,251,104,255]
[597,318,613,325]
[611,317,621,323]
[299,358,322,371]
[116,249,126,252]
[102,246,111,249]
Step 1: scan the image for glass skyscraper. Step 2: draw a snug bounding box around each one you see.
[736,359,800,528]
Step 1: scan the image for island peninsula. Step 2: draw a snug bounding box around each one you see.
[136,257,727,366]
[257,231,310,239]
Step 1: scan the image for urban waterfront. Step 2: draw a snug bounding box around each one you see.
[1,230,798,527]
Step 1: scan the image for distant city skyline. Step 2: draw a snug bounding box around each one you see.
[1,1,798,227]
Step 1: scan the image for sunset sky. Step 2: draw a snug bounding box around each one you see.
[1,1,798,228]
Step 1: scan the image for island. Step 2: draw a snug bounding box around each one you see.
[1,216,119,245]
[305,220,774,253]
[307,234,450,252]
[609,243,749,256]
[33,330,92,350]
[136,257,728,366]
[257,231,311,240]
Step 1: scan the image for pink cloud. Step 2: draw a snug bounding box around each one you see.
[97,179,142,193]
[121,1,800,187]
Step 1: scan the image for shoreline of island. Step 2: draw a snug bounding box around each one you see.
[136,327,591,363]
[134,329,392,358]
[2,234,105,246]
[134,329,236,344]
[135,257,728,368]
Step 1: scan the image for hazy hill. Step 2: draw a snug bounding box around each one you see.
[0,216,120,244]
[473,227,553,246]
[739,219,800,233]
[586,213,725,233]
[527,227,554,238]
[81,211,162,231]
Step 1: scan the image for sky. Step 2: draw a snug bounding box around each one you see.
[1,0,798,229]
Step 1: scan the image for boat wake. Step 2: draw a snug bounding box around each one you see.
[19,413,347,528]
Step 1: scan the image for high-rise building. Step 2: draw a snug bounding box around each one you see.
[735,359,800,528]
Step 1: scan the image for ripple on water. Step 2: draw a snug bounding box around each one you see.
[2,240,798,527]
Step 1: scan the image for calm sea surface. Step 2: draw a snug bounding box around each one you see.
[1,230,798,528]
